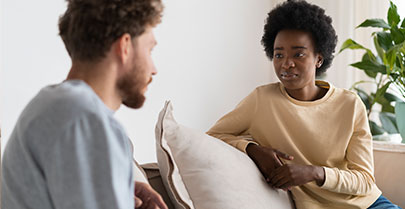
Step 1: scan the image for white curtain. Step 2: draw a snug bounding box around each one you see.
[269,0,390,89]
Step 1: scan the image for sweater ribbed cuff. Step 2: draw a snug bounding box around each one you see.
[241,141,259,154]
[320,167,338,190]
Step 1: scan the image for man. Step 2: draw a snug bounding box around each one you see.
[1,0,167,209]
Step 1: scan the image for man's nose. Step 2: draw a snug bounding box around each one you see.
[151,64,157,76]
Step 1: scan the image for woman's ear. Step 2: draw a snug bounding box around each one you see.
[316,55,324,68]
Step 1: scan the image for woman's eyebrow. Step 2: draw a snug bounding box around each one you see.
[291,46,307,49]
[274,46,307,50]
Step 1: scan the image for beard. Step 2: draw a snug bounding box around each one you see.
[117,63,149,109]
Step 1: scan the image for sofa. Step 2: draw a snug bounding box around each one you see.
[137,141,405,209]
[134,101,405,209]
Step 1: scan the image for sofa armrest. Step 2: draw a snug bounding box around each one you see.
[141,163,175,209]
[373,141,405,208]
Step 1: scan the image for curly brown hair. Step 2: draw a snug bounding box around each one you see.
[59,0,163,61]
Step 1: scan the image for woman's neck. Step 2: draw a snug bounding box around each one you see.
[285,83,327,101]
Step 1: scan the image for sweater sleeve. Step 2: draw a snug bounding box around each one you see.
[207,89,259,153]
[321,97,376,195]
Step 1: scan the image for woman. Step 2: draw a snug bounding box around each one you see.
[207,1,401,209]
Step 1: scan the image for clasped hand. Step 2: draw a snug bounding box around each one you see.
[246,143,325,190]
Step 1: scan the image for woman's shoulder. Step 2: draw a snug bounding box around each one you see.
[334,86,359,99]
[332,86,363,106]
[254,82,281,94]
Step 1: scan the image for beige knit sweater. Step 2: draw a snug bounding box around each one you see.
[207,81,381,209]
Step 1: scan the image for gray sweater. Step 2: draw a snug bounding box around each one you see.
[1,80,134,209]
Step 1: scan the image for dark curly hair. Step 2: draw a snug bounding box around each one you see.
[261,0,337,76]
[59,0,163,61]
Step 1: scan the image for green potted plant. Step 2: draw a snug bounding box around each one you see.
[339,1,405,143]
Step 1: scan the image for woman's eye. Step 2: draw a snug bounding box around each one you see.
[295,53,305,57]
[274,54,283,58]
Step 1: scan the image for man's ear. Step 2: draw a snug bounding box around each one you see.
[115,33,133,64]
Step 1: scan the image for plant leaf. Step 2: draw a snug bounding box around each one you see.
[386,48,398,74]
[382,104,395,113]
[374,36,387,67]
[376,32,393,51]
[385,92,403,102]
[390,26,405,44]
[375,82,392,103]
[386,42,405,74]
[376,94,395,113]
[401,28,405,35]
[339,39,376,61]
[388,1,401,27]
[339,39,367,53]
[350,60,387,75]
[357,18,390,29]
[361,53,378,78]
[379,112,398,134]
[390,72,401,82]
[401,18,405,28]
[369,120,386,135]
[355,88,371,110]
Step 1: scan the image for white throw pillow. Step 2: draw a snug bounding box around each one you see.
[127,138,149,183]
[132,159,149,183]
[155,101,294,209]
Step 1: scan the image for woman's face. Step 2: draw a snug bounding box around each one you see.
[273,29,322,90]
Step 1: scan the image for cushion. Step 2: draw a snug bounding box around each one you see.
[133,159,149,183]
[127,138,149,183]
[155,101,294,209]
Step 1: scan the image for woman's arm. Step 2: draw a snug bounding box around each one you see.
[268,97,376,195]
[320,98,376,195]
[207,88,294,182]
[206,89,259,152]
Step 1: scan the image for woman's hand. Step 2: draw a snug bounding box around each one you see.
[246,143,294,182]
[268,164,325,189]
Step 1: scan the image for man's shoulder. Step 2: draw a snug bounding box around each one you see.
[39,80,100,111]
[19,80,110,133]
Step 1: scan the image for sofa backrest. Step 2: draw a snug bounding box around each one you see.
[373,141,405,208]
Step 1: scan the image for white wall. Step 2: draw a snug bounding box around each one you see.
[1,0,396,163]
[308,0,389,90]
[1,1,71,152]
[118,0,276,163]
[1,0,274,163]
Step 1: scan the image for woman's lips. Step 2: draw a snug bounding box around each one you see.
[280,72,298,81]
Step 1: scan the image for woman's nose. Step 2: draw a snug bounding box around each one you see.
[281,58,295,69]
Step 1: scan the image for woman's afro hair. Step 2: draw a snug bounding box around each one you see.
[261,0,338,75]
